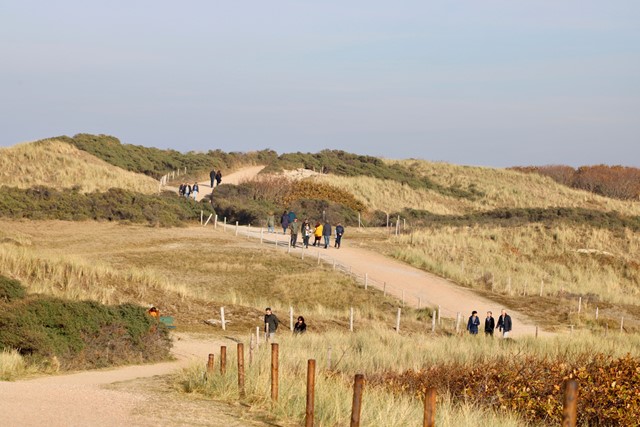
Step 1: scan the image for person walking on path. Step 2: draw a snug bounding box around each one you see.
[322,221,332,249]
[210,169,216,188]
[266,213,275,233]
[466,310,480,335]
[215,170,222,187]
[289,218,300,247]
[287,210,296,223]
[335,223,345,248]
[264,307,279,341]
[281,210,290,234]
[301,219,311,248]
[294,316,307,334]
[313,221,323,246]
[191,182,199,200]
[484,311,495,336]
[184,183,191,198]
[496,309,512,338]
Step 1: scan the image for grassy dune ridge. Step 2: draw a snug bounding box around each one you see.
[0,139,159,194]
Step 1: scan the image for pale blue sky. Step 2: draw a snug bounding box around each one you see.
[1,1,639,167]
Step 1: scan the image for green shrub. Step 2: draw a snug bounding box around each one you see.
[395,207,640,232]
[59,133,277,178]
[0,186,214,226]
[0,289,171,370]
[0,275,26,302]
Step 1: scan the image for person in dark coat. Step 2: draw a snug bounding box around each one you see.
[264,307,279,340]
[467,310,480,335]
[281,210,290,234]
[335,223,345,248]
[210,169,216,188]
[496,309,512,338]
[293,316,306,334]
[215,170,222,186]
[484,311,495,336]
[322,221,332,249]
[288,210,296,223]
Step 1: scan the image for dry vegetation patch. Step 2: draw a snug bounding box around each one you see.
[0,140,159,194]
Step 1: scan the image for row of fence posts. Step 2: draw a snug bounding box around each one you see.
[205,343,580,427]
[205,220,631,336]
[159,167,188,190]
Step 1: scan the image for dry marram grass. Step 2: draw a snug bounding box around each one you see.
[0,139,159,194]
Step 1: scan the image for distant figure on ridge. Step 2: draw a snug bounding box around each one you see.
[484,311,495,336]
[266,212,275,233]
[294,316,307,334]
[313,221,323,246]
[281,210,290,234]
[209,169,216,188]
[322,220,332,249]
[301,219,311,248]
[496,309,512,338]
[466,310,480,335]
[191,182,199,200]
[335,223,345,249]
[215,170,222,187]
[289,218,300,247]
[264,307,279,341]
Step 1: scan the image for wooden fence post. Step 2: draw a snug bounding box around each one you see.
[455,312,461,334]
[350,374,365,427]
[621,316,624,332]
[595,306,599,320]
[235,221,239,236]
[271,343,279,402]
[562,379,578,427]
[204,213,213,227]
[249,334,254,366]
[214,214,218,228]
[349,307,354,332]
[256,326,260,347]
[539,279,544,297]
[305,359,316,427]
[220,307,226,330]
[437,305,441,325]
[289,306,294,331]
[383,282,387,297]
[423,387,436,427]
[431,310,436,333]
[200,210,203,225]
[395,308,401,333]
[207,354,214,374]
[220,346,227,375]
[364,273,368,290]
[237,343,245,398]
[578,297,582,314]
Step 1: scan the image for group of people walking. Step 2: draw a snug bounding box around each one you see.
[209,169,222,188]
[179,182,199,200]
[467,309,512,337]
[267,211,345,249]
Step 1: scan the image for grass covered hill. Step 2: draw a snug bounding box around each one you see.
[66,133,276,179]
[0,139,159,194]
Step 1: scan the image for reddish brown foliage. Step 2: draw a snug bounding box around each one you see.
[511,165,640,200]
[369,354,640,426]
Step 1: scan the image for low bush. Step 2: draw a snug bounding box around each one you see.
[209,180,360,226]
[60,133,277,178]
[391,207,640,232]
[371,353,640,426]
[0,275,26,302]
[0,186,213,226]
[0,276,171,370]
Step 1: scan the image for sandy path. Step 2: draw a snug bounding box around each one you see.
[235,226,545,337]
[0,334,265,427]
[167,165,266,201]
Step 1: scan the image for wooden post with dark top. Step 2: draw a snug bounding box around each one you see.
[305,359,316,427]
[237,343,245,398]
[271,343,279,402]
[220,346,227,375]
[350,374,365,427]
[562,379,578,427]
[423,387,436,427]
